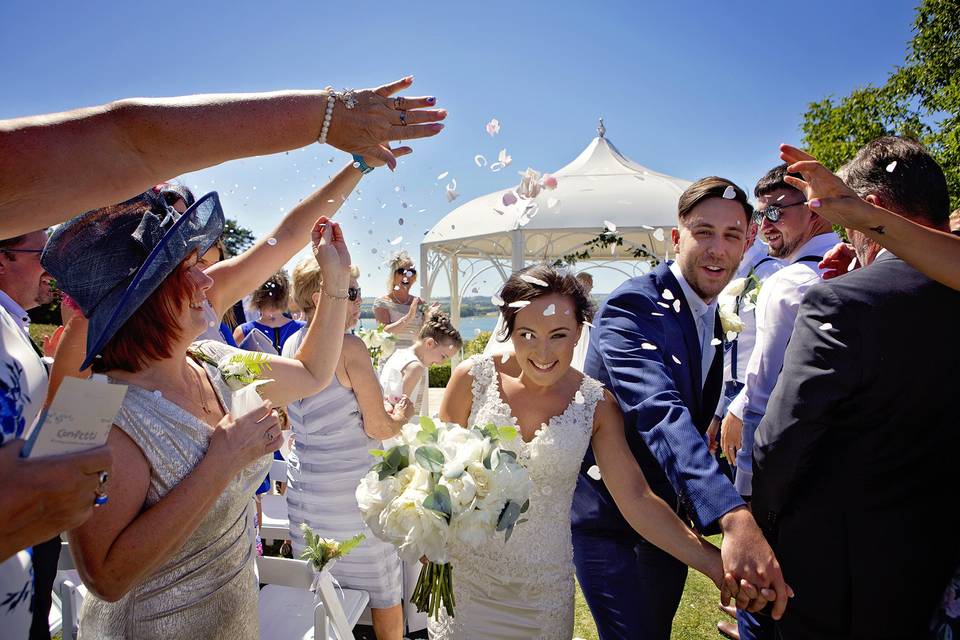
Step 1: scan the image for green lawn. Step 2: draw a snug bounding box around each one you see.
[573,537,725,639]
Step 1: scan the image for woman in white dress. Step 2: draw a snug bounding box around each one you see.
[431,265,727,640]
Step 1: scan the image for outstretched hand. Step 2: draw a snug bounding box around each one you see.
[779,145,873,230]
[325,76,447,170]
[311,216,351,288]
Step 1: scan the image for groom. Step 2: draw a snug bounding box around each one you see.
[576,177,788,639]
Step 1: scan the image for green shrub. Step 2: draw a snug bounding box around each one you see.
[463,331,491,357]
[429,363,451,388]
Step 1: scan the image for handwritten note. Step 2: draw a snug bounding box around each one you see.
[22,376,128,458]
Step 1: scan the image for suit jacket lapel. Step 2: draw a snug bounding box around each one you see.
[656,266,703,410]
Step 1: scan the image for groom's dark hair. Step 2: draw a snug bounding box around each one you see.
[677,177,752,224]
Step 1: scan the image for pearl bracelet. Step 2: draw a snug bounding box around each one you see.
[320,287,350,301]
[317,91,336,144]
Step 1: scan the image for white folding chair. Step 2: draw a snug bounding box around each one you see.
[54,541,87,640]
[257,556,369,640]
[259,457,291,542]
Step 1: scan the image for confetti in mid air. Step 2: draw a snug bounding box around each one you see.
[474,328,481,335]
[661,288,675,301]
[886,161,897,173]
[508,300,531,308]
[501,352,511,363]
[446,182,460,203]
[604,220,617,232]
[519,274,549,287]
[498,148,512,168]
[583,320,594,328]
[651,312,664,317]
[653,228,665,242]
[486,118,501,137]
[672,299,681,313]
[641,342,657,350]
[398,218,404,225]
[436,171,449,181]
[819,322,834,331]
[672,355,682,365]
[390,236,403,245]
[502,191,518,207]
[776,194,786,202]
[586,465,601,480]
[722,185,737,200]
[710,338,722,346]
[266,237,278,246]
[726,330,738,342]
[547,197,560,209]
[657,301,671,309]
[542,304,556,317]
[475,154,488,167]
[209,321,217,328]
[541,174,558,190]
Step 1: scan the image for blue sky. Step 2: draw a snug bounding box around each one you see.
[1,1,916,296]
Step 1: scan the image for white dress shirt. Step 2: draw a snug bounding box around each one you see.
[728,231,841,419]
[669,262,717,388]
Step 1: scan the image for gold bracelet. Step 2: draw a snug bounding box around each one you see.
[320,287,350,301]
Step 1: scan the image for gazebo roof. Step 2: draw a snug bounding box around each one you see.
[422,125,692,261]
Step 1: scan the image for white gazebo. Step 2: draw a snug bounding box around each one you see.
[419,121,693,328]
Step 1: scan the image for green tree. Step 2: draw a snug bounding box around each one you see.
[800,0,959,210]
[222,218,256,257]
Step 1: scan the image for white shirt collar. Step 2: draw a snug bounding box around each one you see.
[785,232,841,265]
[668,261,715,321]
[0,289,30,333]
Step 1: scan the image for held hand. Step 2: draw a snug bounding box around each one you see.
[779,144,872,230]
[706,416,721,455]
[324,77,447,170]
[820,242,858,280]
[392,395,415,422]
[0,441,113,551]
[720,412,743,467]
[208,401,281,472]
[719,507,794,619]
[311,216,352,288]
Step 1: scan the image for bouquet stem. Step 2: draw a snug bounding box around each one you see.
[411,561,455,619]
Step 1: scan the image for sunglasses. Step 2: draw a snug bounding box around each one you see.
[752,200,807,224]
[395,267,417,276]
[348,287,362,302]
[1,247,44,255]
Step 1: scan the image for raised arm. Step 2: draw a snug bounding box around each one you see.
[342,335,413,440]
[0,78,445,238]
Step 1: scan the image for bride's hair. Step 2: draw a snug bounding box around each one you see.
[495,264,595,341]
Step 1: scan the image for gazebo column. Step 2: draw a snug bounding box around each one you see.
[419,244,431,303]
[511,229,525,273]
[449,254,460,329]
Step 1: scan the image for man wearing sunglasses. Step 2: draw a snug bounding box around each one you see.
[717,164,839,640]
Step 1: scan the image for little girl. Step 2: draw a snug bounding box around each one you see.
[379,311,462,412]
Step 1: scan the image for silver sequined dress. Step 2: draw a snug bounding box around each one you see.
[79,341,271,639]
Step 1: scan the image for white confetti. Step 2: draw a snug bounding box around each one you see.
[371,248,378,254]
[586,465,601,480]
[575,391,586,405]
[657,301,671,309]
[726,330,739,342]
[486,118,500,137]
[776,194,786,202]
[209,321,217,328]
[651,312,665,317]
[497,148,512,167]
[653,228,665,242]
[672,299,681,313]
[446,184,460,202]
[604,220,617,232]
[547,197,560,209]
[661,288,675,301]
[490,162,505,172]
[474,154,488,167]
[583,320,594,328]
[508,300,531,308]
[266,237,278,246]
[886,161,897,173]
[436,171,449,181]
[818,322,834,331]
[641,343,657,350]
[327,198,335,203]
[710,338,722,346]
[474,328,481,335]
[672,355,682,364]
[722,185,737,200]
[519,274,549,287]
[542,304,556,317]
[502,191,518,206]
[390,236,403,245]
[501,352,511,363]
[394,285,400,291]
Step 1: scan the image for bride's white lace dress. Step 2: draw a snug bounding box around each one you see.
[429,355,604,640]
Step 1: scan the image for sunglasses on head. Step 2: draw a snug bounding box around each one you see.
[752,200,807,224]
[348,287,362,302]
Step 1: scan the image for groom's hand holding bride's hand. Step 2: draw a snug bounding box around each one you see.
[718,506,794,619]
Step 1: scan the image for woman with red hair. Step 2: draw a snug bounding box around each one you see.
[41,190,353,639]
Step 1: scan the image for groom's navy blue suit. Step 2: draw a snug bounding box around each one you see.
[575,262,744,640]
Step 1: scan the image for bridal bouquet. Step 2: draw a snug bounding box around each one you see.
[357,323,397,369]
[355,416,532,619]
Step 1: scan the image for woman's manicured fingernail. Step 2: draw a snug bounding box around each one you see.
[426,96,436,104]
[405,75,414,82]
[432,123,444,130]
[809,198,821,208]
[437,109,447,118]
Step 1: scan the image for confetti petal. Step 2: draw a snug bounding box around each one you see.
[661,288,675,301]
[490,162,505,172]
[672,355,682,364]
[641,342,657,350]
[583,320,594,328]
[726,330,738,342]
[604,220,617,232]
[508,300,531,308]
[266,237,278,246]
[722,185,737,200]
[390,236,403,245]
[657,301,671,309]
[502,191,518,206]
[485,118,500,137]
[710,338,722,346]
[501,352,511,363]
[474,328,481,335]
[651,312,664,317]
[542,303,556,317]
[776,194,786,202]
[498,149,512,167]
[672,299,681,313]
[436,171,449,180]
[446,185,460,202]
[819,322,834,331]
[398,218,404,225]
[519,274,549,287]
[575,391,586,405]
[209,320,217,328]
[547,197,560,209]
[541,174,558,190]
[475,154,488,167]
[886,161,897,173]
[653,228,665,242]
[586,465,601,480]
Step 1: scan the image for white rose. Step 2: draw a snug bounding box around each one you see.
[398,422,421,447]
[450,505,499,548]
[380,489,450,563]
[395,464,431,494]
[490,461,533,504]
[465,462,494,501]
[721,277,747,298]
[355,471,399,539]
[439,432,487,479]
[440,473,477,516]
[379,340,396,361]
[719,303,745,335]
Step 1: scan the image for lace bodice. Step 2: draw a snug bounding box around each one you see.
[430,355,604,640]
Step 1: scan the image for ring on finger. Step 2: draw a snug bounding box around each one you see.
[394,96,405,110]
[399,110,407,126]
[265,430,275,442]
[94,490,109,507]
[97,470,109,492]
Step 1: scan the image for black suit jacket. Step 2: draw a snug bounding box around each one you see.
[753,253,960,638]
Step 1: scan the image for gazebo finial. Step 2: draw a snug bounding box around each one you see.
[597,117,606,138]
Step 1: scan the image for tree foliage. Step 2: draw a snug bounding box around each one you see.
[800,0,960,210]
[221,217,256,257]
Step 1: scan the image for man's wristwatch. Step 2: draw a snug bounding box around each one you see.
[352,154,374,175]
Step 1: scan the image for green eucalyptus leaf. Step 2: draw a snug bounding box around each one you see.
[423,485,452,520]
[369,449,386,457]
[497,425,519,442]
[497,500,523,532]
[415,445,445,473]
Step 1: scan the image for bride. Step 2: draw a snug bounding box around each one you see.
[430,265,726,640]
